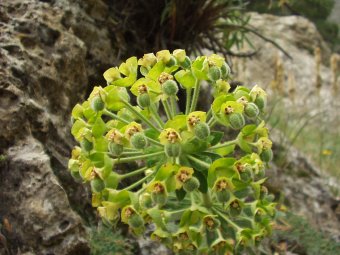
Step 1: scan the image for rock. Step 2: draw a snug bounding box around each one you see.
[0,0,118,253]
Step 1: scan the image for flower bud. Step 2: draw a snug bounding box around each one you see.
[162,80,179,96]
[130,132,148,149]
[260,148,273,162]
[183,177,200,192]
[244,103,259,118]
[208,66,221,81]
[108,142,124,156]
[194,122,210,140]
[80,138,93,152]
[91,178,105,193]
[90,95,105,112]
[229,113,245,130]
[137,93,151,108]
[165,143,181,157]
[254,96,266,111]
[173,49,186,63]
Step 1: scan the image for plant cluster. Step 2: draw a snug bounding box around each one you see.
[69,49,276,254]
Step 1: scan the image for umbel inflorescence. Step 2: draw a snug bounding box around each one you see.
[69,50,276,255]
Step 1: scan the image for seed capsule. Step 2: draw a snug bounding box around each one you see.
[91,95,105,112]
[164,143,181,157]
[91,178,105,193]
[244,103,259,118]
[208,66,221,81]
[162,80,179,96]
[166,56,177,67]
[128,213,144,229]
[80,139,93,152]
[137,93,151,108]
[130,133,148,149]
[254,96,266,110]
[220,62,231,78]
[229,113,245,130]
[260,148,273,162]
[108,142,124,156]
[183,177,200,192]
[194,122,210,140]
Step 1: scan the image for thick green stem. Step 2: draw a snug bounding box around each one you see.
[150,104,164,128]
[202,190,213,208]
[213,208,242,231]
[189,80,201,113]
[121,166,148,179]
[162,99,173,120]
[186,155,210,169]
[121,151,143,157]
[170,96,177,116]
[113,151,164,163]
[185,88,192,115]
[208,118,217,128]
[146,137,163,147]
[103,109,129,124]
[122,100,160,132]
[208,140,237,150]
[206,108,212,121]
[124,172,154,191]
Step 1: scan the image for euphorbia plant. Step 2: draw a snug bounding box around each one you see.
[69,49,276,254]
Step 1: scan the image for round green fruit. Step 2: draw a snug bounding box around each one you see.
[162,80,179,96]
[91,95,105,112]
[244,103,259,118]
[180,56,191,69]
[254,96,266,110]
[220,62,231,78]
[164,143,181,157]
[229,113,245,130]
[108,142,123,156]
[130,133,147,149]
[91,178,105,193]
[194,122,210,140]
[216,190,231,203]
[137,93,151,108]
[208,66,221,81]
[183,177,200,192]
[260,148,273,162]
[166,56,177,67]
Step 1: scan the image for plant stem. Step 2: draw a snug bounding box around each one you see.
[170,96,177,116]
[150,104,164,128]
[202,190,213,208]
[146,137,163,147]
[208,140,237,150]
[213,208,242,231]
[206,108,212,121]
[186,155,210,169]
[162,99,173,120]
[124,172,154,191]
[103,109,129,124]
[121,151,143,157]
[208,118,217,128]
[121,166,148,179]
[113,151,164,163]
[122,100,160,132]
[185,88,192,115]
[189,80,201,113]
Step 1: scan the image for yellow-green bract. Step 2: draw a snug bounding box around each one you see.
[69,49,276,255]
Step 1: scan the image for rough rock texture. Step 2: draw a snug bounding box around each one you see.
[0,0,118,254]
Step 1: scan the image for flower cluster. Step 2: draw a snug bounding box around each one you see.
[69,49,276,254]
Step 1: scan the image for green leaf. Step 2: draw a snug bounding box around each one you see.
[155,163,178,181]
[195,171,208,193]
[176,188,186,201]
[212,95,235,114]
[105,86,130,111]
[237,135,252,153]
[208,158,236,187]
[144,128,160,141]
[191,56,209,80]
[147,61,165,81]
[189,154,212,172]
[164,115,187,131]
[209,131,224,146]
[93,137,108,152]
[112,57,138,87]
[213,144,235,156]
[174,70,197,89]
[181,137,209,154]
[241,124,257,136]
[92,117,106,138]
[107,189,130,207]
[71,120,86,140]
[147,208,166,229]
[71,104,83,119]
